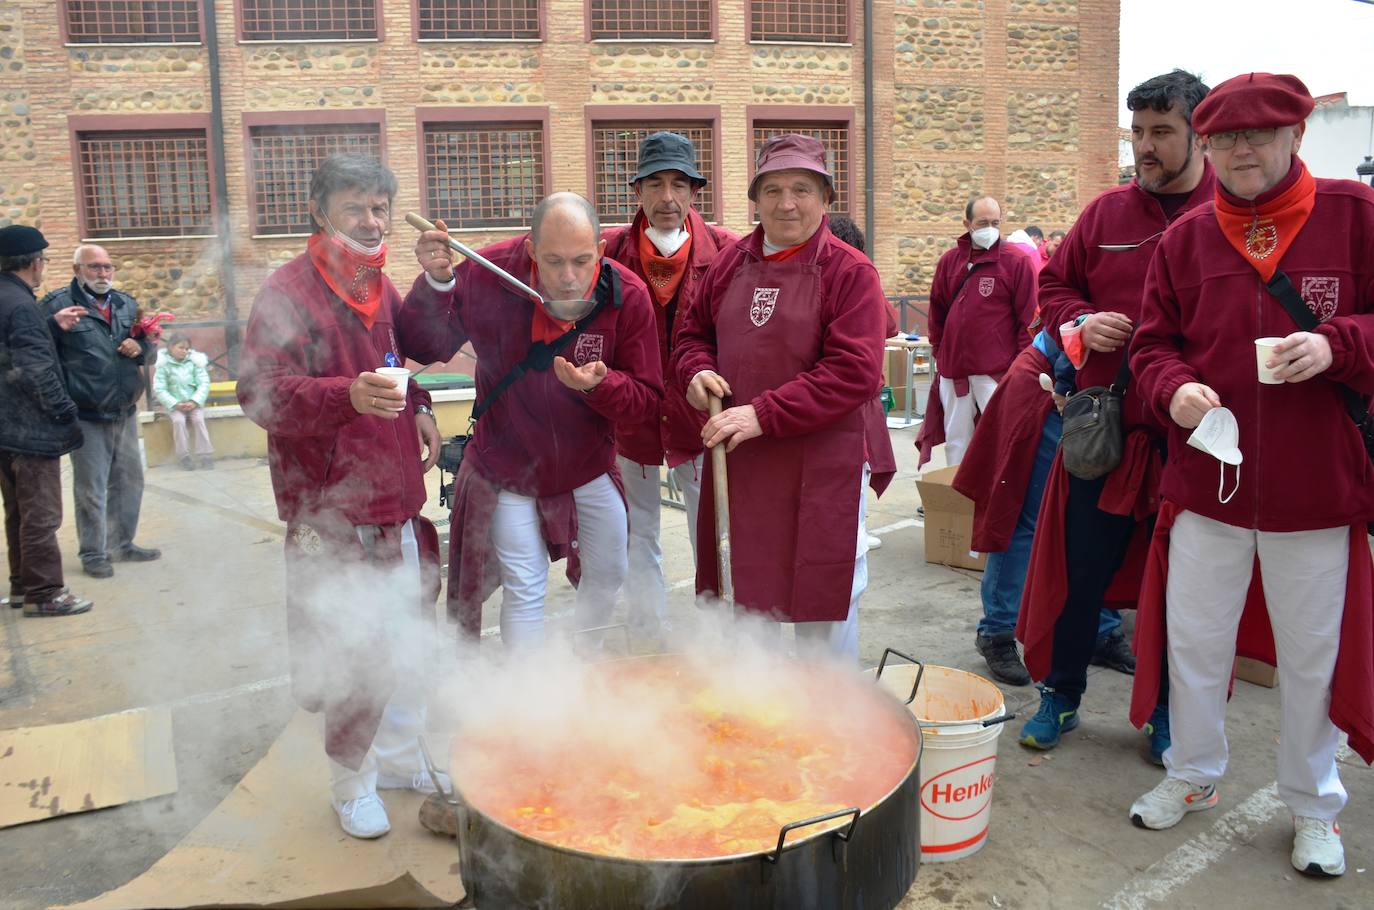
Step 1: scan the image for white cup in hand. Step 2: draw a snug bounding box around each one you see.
[375,367,411,410]
[1254,337,1283,384]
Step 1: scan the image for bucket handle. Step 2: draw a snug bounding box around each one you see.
[875,647,925,706]
[417,735,458,808]
[764,807,860,864]
[571,622,632,658]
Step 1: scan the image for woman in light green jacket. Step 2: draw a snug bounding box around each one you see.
[153,333,214,470]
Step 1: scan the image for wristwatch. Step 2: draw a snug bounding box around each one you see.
[414,404,435,418]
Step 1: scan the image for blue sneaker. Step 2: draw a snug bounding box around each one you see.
[1144,704,1170,766]
[1019,686,1080,750]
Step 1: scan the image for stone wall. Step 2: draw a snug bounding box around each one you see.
[0,0,1120,322]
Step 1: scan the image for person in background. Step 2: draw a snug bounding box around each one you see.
[601,133,736,643]
[917,195,1038,467]
[1044,230,1066,261]
[0,225,90,617]
[154,332,215,471]
[43,243,160,578]
[1128,71,1374,879]
[238,154,444,840]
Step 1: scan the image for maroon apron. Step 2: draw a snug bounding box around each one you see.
[696,250,866,622]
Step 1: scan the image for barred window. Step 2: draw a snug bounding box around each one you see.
[751,121,849,213]
[249,123,382,235]
[423,122,545,229]
[749,0,847,43]
[417,0,539,39]
[591,121,716,224]
[77,130,213,238]
[240,0,377,41]
[64,1,203,44]
[590,0,711,40]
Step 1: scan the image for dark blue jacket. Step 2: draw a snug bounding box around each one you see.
[0,272,82,457]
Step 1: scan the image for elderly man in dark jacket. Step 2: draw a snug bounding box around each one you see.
[0,225,91,617]
[43,243,159,578]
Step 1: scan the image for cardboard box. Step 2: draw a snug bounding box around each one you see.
[914,465,987,571]
[884,347,910,411]
[1235,656,1278,688]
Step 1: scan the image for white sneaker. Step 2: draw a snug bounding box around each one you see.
[377,768,451,794]
[1292,816,1345,877]
[1129,777,1218,830]
[866,534,883,550]
[331,792,391,839]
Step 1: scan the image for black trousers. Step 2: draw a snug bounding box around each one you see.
[1044,470,1167,704]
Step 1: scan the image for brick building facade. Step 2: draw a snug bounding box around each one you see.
[0,0,1118,359]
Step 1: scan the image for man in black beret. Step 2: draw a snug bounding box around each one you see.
[0,225,92,616]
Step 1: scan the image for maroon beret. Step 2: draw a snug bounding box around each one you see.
[748,133,833,201]
[1191,73,1314,135]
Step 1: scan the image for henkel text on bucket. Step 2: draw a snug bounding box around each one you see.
[872,661,1007,862]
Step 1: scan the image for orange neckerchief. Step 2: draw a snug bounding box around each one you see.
[763,241,806,262]
[307,232,385,330]
[1214,161,1316,282]
[637,225,692,308]
[530,259,601,344]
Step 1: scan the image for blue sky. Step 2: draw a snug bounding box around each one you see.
[1118,0,1374,126]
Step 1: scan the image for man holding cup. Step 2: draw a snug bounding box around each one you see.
[237,154,444,839]
[1129,73,1374,877]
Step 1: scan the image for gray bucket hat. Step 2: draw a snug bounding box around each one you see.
[630,132,706,186]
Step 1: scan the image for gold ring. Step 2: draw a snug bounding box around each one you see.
[370,396,376,407]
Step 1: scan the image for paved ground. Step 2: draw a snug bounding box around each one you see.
[0,427,1369,909]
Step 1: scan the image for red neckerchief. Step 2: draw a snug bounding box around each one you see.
[529,259,601,344]
[1213,159,1316,283]
[637,224,692,307]
[763,241,806,262]
[306,232,386,330]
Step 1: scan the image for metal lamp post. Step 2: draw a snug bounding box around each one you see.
[1358,155,1374,186]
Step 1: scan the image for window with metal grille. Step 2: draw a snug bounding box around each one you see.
[249,123,382,235]
[423,122,545,229]
[417,0,539,39]
[77,130,213,238]
[591,121,716,223]
[64,1,203,43]
[590,0,710,40]
[239,0,377,41]
[749,0,847,43]
[751,121,849,213]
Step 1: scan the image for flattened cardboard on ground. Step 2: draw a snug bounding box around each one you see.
[0,706,177,829]
[63,710,464,910]
[914,466,987,571]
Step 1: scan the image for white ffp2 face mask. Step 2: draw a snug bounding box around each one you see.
[971,227,1000,250]
[1186,406,1242,504]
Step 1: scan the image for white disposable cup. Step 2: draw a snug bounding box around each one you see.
[376,366,411,409]
[1254,337,1284,384]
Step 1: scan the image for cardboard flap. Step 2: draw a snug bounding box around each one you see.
[914,466,975,514]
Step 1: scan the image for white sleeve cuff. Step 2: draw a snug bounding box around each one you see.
[425,271,456,292]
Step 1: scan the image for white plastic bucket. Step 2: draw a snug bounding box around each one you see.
[871,663,1006,862]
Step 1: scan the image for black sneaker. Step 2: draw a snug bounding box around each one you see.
[112,544,161,563]
[83,559,114,578]
[975,631,1032,686]
[1092,628,1136,675]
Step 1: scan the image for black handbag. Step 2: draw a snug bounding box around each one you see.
[1059,340,1133,481]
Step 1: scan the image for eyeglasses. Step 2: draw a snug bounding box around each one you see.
[80,263,115,273]
[1207,128,1277,150]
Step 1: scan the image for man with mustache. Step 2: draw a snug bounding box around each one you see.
[238,154,445,839]
[43,243,160,578]
[1016,70,1215,761]
[601,133,737,643]
[404,192,662,654]
[1129,72,1374,878]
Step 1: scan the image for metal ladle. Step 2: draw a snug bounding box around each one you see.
[405,212,598,322]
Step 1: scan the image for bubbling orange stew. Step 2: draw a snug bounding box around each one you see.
[452,657,920,859]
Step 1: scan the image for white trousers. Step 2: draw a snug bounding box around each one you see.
[787,465,870,663]
[490,472,628,653]
[939,374,999,466]
[616,453,703,637]
[1164,510,1348,820]
[329,520,431,801]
